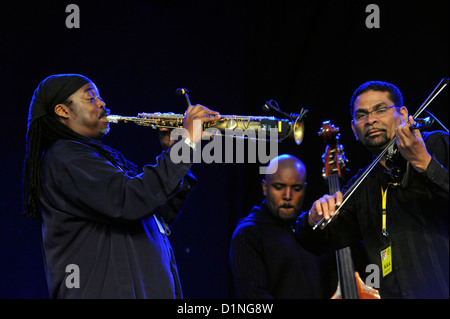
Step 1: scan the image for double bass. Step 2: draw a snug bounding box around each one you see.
[319,121,380,299]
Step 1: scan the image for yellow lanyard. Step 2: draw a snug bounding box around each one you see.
[381,186,389,238]
[380,185,394,277]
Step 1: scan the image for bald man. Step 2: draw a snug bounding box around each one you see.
[229,155,326,299]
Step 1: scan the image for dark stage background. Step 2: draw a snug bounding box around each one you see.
[0,1,448,298]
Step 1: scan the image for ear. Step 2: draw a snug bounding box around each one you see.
[54,104,70,119]
[351,121,359,141]
[261,179,267,197]
[399,106,409,123]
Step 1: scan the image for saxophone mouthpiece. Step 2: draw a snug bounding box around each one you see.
[106,115,122,123]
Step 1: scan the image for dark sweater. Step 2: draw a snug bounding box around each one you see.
[40,139,196,298]
[229,202,325,299]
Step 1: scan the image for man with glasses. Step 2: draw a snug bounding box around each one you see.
[23,74,221,298]
[297,81,448,298]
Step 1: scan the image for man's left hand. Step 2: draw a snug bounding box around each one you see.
[396,115,431,172]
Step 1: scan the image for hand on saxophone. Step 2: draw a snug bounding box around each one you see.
[158,128,173,151]
[183,104,221,144]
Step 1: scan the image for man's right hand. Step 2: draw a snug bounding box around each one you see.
[307,191,343,227]
[183,104,221,144]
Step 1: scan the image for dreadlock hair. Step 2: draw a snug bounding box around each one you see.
[22,102,137,219]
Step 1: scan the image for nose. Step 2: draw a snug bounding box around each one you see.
[365,111,378,124]
[96,97,106,109]
[283,187,292,201]
[97,98,109,116]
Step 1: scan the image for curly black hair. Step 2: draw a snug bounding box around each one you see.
[349,81,404,117]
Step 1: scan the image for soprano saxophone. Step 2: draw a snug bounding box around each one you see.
[106,110,307,144]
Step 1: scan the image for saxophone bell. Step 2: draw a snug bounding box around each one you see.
[288,108,308,145]
[293,115,305,145]
[262,100,307,145]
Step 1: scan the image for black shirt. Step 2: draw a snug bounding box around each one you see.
[298,131,449,299]
[230,201,325,298]
[40,139,196,298]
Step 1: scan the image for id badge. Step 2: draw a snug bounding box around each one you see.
[380,244,392,277]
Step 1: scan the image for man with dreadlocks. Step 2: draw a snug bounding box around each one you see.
[23,74,221,298]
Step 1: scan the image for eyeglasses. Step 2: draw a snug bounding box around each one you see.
[352,105,396,123]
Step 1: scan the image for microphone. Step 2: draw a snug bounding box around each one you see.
[262,100,292,119]
[175,88,192,107]
[175,88,188,96]
[262,100,276,113]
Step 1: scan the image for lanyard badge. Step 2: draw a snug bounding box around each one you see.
[380,186,393,277]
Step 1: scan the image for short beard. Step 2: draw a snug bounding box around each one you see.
[99,126,110,137]
[364,133,390,154]
[276,207,300,224]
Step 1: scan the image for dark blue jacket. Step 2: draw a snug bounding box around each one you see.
[40,139,196,298]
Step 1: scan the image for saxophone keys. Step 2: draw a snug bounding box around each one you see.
[226,119,237,130]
